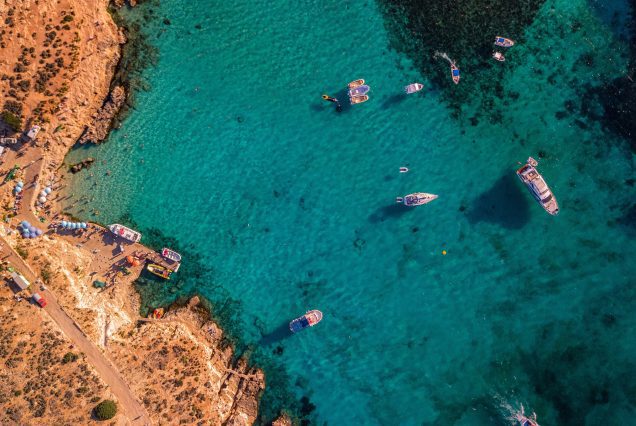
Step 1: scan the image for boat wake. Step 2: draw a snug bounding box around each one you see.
[494,395,539,425]
[434,51,454,65]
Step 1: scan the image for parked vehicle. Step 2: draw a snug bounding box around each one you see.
[32,293,47,308]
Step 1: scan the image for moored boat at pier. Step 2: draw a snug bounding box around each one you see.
[109,224,142,243]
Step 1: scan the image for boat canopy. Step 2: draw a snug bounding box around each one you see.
[452,69,460,76]
[349,85,370,96]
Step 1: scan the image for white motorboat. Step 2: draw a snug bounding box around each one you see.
[396,193,438,206]
[404,83,424,94]
[516,157,559,215]
[108,224,142,243]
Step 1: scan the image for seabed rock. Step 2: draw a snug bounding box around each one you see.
[69,158,95,174]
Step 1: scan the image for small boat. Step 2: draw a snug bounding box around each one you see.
[451,63,460,84]
[518,416,539,426]
[348,79,365,89]
[494,36,515,47]
[161,248,182,263]
[109,224,142,243]
[404,83,424,94]
[350,95,369,105]
[396,192,438,206]
[349,85,370,97]
[289,309,323,333]
[516,157,559,215]
[399,167,409,173]
[493,51,505,62]
[147,263,172,280]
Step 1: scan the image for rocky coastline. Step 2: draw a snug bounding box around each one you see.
[0,0,267,424]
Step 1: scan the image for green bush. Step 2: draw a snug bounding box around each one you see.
[94,400,117,420]
[1,111,21,132]
[62,352,78,364]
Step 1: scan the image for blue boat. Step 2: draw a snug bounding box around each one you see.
[289,309,323,333]
[494,36,515,47]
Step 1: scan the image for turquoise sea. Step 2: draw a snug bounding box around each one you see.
[65,0,636,424]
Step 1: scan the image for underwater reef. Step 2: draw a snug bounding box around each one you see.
[590,0,636,152]
[376,0,546,114]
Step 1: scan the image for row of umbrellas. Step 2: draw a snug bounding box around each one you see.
[38,186,53,204]
[59,221,88,229]
[19,220,43,239]
[14,181,24,194]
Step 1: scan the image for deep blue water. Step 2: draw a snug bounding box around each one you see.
[65,0,636,424]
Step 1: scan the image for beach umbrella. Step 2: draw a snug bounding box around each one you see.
[39,196,47,203]
[28,226,36,233]
[29,233,36,239]
[40,190,47,197]
[61,221,68,227]
[22,230,30,237]
[14,187,22,193]
[20,220,29,227]
[44,187,52,194]
[16,181,23,187]
[35,229,43,236]
[81,223,87,229]
[71,223,77,229]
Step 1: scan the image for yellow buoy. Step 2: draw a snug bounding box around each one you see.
[442,250,447,255]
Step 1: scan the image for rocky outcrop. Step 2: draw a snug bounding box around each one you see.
[69,157,95,173]
[272,413,293,426]
[76,85,126,144]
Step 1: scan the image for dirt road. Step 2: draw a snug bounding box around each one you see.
[0,237,151,425]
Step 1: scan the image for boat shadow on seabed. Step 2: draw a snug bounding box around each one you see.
[258,321,294,346]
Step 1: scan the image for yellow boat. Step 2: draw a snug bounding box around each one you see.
[147,263,172,280]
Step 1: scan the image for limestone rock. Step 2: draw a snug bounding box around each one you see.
[77,85,126,144]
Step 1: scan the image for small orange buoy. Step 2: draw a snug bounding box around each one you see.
[442,250,447,255]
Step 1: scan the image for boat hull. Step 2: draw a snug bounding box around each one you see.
[516,159,559,215]
[161,248,182,263]
[401,193,438,206]
[289,309,323,333]
[147,264,172,280]
[109,224,142,243]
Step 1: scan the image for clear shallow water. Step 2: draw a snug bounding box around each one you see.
[65,0,636,424]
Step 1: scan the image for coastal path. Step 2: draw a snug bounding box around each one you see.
[0,236,152,425]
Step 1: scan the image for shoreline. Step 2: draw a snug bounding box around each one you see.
[0,0,268,424]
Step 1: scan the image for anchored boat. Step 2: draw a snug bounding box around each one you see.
[516,157,559,215]
[493,51,505,62]
[450,63,460,84]
[289,310,323,333]
[404,82,424,94]
[147,263,172,280]
[494,36,515,47]
[396,193,438,206]
[109,224,142,243]
[348,79,365,89]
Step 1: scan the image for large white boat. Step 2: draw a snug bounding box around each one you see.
[516,157,559,215]
[109,224,142,243]
[396,193,438,206]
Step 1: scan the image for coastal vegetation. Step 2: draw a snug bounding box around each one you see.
[94,399,117,420]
